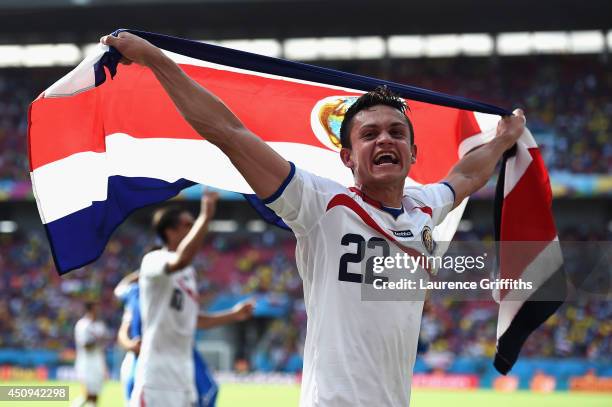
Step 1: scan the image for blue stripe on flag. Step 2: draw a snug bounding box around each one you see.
[45,176,195,274]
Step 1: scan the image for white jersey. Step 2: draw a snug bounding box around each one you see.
[135,248,199,395]
[74,316,107,393]
[266,164,454,407]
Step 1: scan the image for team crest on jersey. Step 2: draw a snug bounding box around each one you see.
[421,226,436,254]
[310,96,359,152]
[391,229,414,239]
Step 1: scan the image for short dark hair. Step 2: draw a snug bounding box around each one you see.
[84,302,95,312]
[152,206,185,244]
[339,86,414,148]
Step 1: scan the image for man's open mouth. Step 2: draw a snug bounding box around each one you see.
[373,152,399,165]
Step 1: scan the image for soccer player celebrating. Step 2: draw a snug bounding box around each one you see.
[129,193,254,407]
[114,269,254,407]
[101,32,526,407]
[73,302,108,407]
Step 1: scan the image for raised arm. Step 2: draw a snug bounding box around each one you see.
[444,110,526,208]
[197,300,254,329]
[101,32,291,199]
[113,270,139,299]
[167,192,217,273]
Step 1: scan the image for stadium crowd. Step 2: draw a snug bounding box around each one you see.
[0,222,609,372]
[352,55,612,174]
[0,70,31,184]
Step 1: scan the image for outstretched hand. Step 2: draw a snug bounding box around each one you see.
[496,108,526,148]
[100,31,162,66]
[232,300,255,322]
[201,191,219,221]
[129,337,142,355]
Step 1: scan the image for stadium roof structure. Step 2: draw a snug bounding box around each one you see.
[0,0,610,44]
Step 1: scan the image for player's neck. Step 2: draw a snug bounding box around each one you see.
[358,183,404,208]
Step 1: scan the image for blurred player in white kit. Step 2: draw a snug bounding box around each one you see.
[73,302,108,407]
[115,268,253,407]
[130,192,254,407]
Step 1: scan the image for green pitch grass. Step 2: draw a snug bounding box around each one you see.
[1,380,610,406]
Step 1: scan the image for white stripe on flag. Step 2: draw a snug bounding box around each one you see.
[30,133,354,223]
[502,128,538,197]
[458,112,497,158]
[44,45,108,98]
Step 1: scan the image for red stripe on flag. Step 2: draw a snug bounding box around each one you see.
[29,61,480,185]
[499,148,557,300]
[29,88,105,170]
[456,109,482,144]
[101,64,357,145]
[406,106,478,183]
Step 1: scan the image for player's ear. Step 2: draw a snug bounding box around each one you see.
[410,144,417,163]
[340,147,354,170]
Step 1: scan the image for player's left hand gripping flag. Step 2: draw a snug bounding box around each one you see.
[28,29,510,274]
